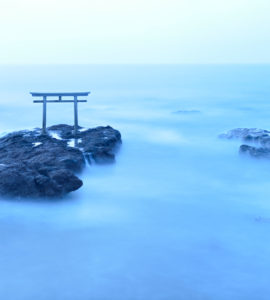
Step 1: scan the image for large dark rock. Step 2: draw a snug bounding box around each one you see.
[0,125,121,197]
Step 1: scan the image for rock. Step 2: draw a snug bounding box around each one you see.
[220,128,270,160]
[219,128,270,144]
[0,124,121,197]
[48,124,122,163]
[239,145,270,159]
[173,110,200,114]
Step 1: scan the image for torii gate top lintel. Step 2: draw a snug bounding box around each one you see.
[30,92,90,97]
[30,91,90,136]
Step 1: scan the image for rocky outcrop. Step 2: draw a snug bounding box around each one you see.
[219,128,270,158]
[0,125,121,197]
[219,128,270,144]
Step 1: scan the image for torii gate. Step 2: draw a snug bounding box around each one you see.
[30,92,90,135]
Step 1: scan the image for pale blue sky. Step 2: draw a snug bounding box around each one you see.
[0,0,269,64]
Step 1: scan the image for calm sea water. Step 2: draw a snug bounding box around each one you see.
[1,65,270,299]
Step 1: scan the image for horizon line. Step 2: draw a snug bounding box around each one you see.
[0,62,270,66]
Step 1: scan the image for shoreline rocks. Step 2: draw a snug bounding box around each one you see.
[0,124,121,197]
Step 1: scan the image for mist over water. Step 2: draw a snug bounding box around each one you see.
[1,65,270,299]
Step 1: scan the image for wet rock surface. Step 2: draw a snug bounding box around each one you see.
[219,128,270,159]
[0,124,121,197]
[48,124,121,163]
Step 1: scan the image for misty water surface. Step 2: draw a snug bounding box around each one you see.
[0,65,270,299]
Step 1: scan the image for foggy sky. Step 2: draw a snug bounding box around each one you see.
[0,0,269,64]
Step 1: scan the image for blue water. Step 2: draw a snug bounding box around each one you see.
[1,65,270,299]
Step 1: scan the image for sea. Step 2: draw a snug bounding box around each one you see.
[0,64,270,300]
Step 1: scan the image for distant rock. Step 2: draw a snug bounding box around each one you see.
[219,128,270,159]
[219,128,270,145]
[0,124,121,197]
[255,216,270,223]
[173,110,200,114]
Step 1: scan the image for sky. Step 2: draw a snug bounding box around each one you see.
[0,0,269,64]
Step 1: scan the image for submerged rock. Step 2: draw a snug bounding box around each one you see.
[0,125,121,197]
[219,128,270,159]
[173,110,200,114]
